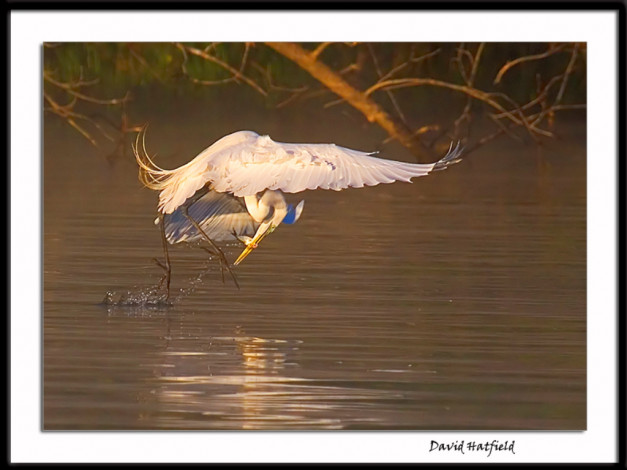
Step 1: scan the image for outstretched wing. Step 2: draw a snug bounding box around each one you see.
[136,129,462,214]
[206,134,462,198]
[164,189,257,244]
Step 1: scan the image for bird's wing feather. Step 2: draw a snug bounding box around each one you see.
[164,189,257,244]
[205,134,439,197]
[152,131,259,214]
[151,131,460,213]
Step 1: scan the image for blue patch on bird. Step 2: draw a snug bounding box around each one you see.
[282,200,304,225]
[283,204,297,224]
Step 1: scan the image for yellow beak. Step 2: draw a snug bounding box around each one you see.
[234,243,256,266]
[233,225,273,266]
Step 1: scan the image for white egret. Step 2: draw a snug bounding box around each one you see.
[134,129,462,298]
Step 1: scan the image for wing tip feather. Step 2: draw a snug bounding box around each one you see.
[432,141,464,172]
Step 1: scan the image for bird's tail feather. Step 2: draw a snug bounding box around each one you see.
[133,126,178,190]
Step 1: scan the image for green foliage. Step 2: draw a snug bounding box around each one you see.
[43,42,585,104]
[43,42,586,150]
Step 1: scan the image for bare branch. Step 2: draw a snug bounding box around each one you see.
[310,42,333,61]
[529,44,581,128]
[554,44,580,105]
[177,43,238,87]
[127,45,165,84]
[44,92,98,145]
[493,73,565,118]
[382,124,439,144]
[452,45,474,83]
[250,61,309,94]
[275,88,311,109]
[462,129,506,157]
[453,43,485,137]
[266,41,434,161]
[367,79,515,123]
[489,113,524,143]
[494,43,567,84]
[175,43,267,96]
[43,69,136,146]
[367,43,409,127]
[467,43,485,86]
[377,47,440,83]
[203,42,221,54]
[338,63,362,76]
[44,42,584,157]
[44,72,128,105]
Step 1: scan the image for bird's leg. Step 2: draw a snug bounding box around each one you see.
[200,246,225,284]
[157,213,171,301]
[182,206,240,289]
[152,258,167,289]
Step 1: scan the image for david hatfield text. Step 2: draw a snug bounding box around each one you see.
[429,440,516,457]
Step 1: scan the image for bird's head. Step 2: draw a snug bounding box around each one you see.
[233,200,305,266]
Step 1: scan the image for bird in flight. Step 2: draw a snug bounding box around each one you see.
[134,129,462,299]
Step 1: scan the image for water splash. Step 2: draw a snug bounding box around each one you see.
[100,285,173,310]
[100,257,231,311]
[172,259,232,302]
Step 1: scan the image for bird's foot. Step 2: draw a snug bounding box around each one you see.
[152,257,171,300]
[235,235,255,247]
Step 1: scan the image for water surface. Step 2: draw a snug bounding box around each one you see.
[43,106,586,430]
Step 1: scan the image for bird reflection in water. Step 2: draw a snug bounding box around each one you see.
[138,330,347,430]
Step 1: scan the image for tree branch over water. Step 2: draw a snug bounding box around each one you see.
[43,42,586,159]
[175,42,267,96]
[264,42,585,159]
[266,42,434,161]
[43,70,133,146]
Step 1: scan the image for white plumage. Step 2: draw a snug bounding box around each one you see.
[136,130,459,215]
[135,129,462,271]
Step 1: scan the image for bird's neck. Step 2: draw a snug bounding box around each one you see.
[244,190,287,224]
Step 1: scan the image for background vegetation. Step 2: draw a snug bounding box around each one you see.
[43,42,586,161]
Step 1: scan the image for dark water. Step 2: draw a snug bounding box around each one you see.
[43,105,586,430]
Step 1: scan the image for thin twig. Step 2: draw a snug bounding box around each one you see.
[492,73,565,118]
[310,42,333,61]
[250,61,308,93]
[176,43,267,96]
[44,92,98,145]
[494,43,567,84]
[531,44,581,128]
[452,45,474,83]
[128,45,165,84]
[44,72,128,105]
[554,44,579,105]
[367,43,409,127]
[366,78,532,133]
[453,43,485,137]
[377,47,440,83]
